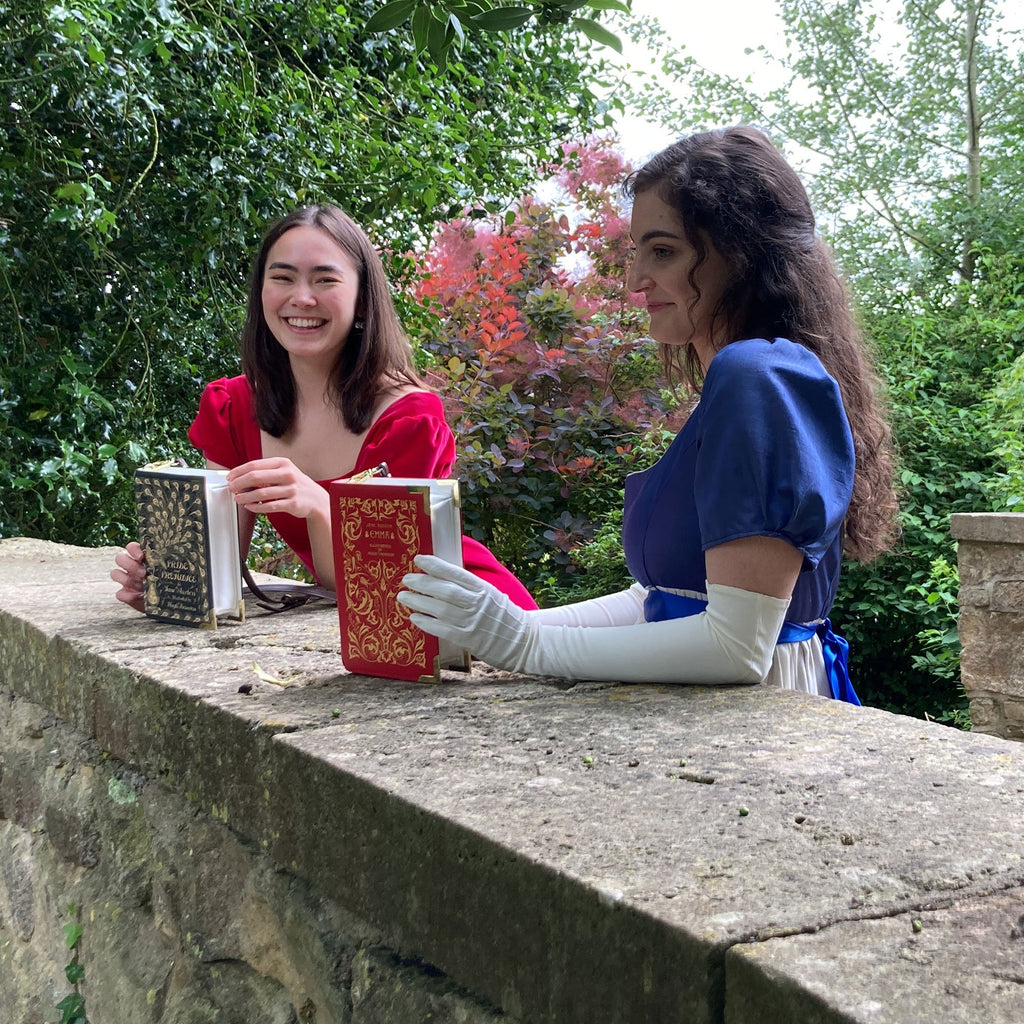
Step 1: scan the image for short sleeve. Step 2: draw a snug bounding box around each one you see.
[695,339,854,569]
[187,376,253,469]
[352,391,457,479]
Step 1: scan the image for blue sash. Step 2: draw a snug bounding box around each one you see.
[644,589,860,705]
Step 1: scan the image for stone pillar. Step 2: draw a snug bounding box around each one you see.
[951,512,1024,741]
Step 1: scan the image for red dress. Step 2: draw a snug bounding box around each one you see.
[187,375,537,609]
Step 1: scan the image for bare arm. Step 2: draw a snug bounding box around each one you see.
[704,534,803,599]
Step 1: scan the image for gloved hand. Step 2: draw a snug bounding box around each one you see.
[400,555,791,685]
[398,554,537,672]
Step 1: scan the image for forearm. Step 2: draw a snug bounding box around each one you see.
[399,558,790,687]
[526,584,647,627]
[518,584,789,684]
[306,499,336,589]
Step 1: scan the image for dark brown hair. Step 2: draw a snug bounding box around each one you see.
[241,205,423,436]
[624,126,898,562]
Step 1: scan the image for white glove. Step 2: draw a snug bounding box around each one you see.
[525,584,647,627]
[399,555,790,684]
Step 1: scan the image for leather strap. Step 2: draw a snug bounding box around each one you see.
[241,563,336,613]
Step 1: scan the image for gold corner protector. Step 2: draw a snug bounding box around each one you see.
[418,655,443,684]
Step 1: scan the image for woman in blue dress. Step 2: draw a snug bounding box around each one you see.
[399,126,898,700]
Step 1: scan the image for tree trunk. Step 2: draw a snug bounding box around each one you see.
[961,0,982,282]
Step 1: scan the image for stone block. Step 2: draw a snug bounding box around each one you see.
[956,543,1024,588]
[950,512,1024,544]
[43,803,101,868]
[725,887,1024,1024]
[991,580,1024,612]
[351,948,512,1024]
[0,827,37,943]
[0,754,43,830]
[1003,698,1024,722]
[966,695,995,727]
[955,584,989,610]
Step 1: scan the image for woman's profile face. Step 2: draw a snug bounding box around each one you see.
[261,224,361,371]
[627,190,731,370]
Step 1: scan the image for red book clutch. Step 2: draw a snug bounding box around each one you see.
[328,477,471,682]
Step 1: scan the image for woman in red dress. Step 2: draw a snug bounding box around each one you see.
[111,205,535,611]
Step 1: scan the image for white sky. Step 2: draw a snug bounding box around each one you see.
[610,0,1024,165]
[611,0,787,163]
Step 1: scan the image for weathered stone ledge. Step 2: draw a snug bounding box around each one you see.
[951,511,1024,545]
[2,538,1023,1023]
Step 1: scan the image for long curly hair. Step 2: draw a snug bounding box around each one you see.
[241,205,424,436]
[624,126,898,562]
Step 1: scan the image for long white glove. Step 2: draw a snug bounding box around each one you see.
[525,583,647,627]
[398,555,790,684]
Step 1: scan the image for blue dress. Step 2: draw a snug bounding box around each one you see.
[622,338,857,699]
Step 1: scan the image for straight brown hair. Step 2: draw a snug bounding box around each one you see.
[241,205,424,436]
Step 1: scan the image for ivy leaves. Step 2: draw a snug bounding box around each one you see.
[365,0,629,69]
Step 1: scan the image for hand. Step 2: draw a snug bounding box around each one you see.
[398,554,535,672]
[226,457,328,521]
[110,541,146,612]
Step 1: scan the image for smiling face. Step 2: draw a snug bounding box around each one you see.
[261,224,362,372]
[626,190,733,371]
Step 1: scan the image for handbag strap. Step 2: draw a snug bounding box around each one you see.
[241,563,336,613]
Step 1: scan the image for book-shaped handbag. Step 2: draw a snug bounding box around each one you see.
[329,477,471,682]
[133,466,243,628]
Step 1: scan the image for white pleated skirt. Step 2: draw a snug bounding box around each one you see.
[765,631,832,697]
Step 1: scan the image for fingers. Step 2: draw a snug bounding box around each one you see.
[113,585,146,613]
[412,554,485,590]
[111,544,146,613]
[112,545,146,588]
[113,549,145,574]
[226,459,318,515]
[397,588,470,622]
[227,458,302,493]
[406,612,461,644]
[398,573,479,612]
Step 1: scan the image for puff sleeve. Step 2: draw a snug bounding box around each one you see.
[695,339,854,570]
[187,376,253,469]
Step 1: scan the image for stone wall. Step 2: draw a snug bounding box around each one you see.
[951,512,1024,741]
[0,689,508,1024]
[3,539,1024,1024]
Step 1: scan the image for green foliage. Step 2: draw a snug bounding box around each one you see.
[989,351,1024,509]
[978,250,1024,508]
[533,427,674,605]
[1,0,612,546]
[365,0,630,68]
[836,243,1024,717]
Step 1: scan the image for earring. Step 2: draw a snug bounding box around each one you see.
[354,318,365,331]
